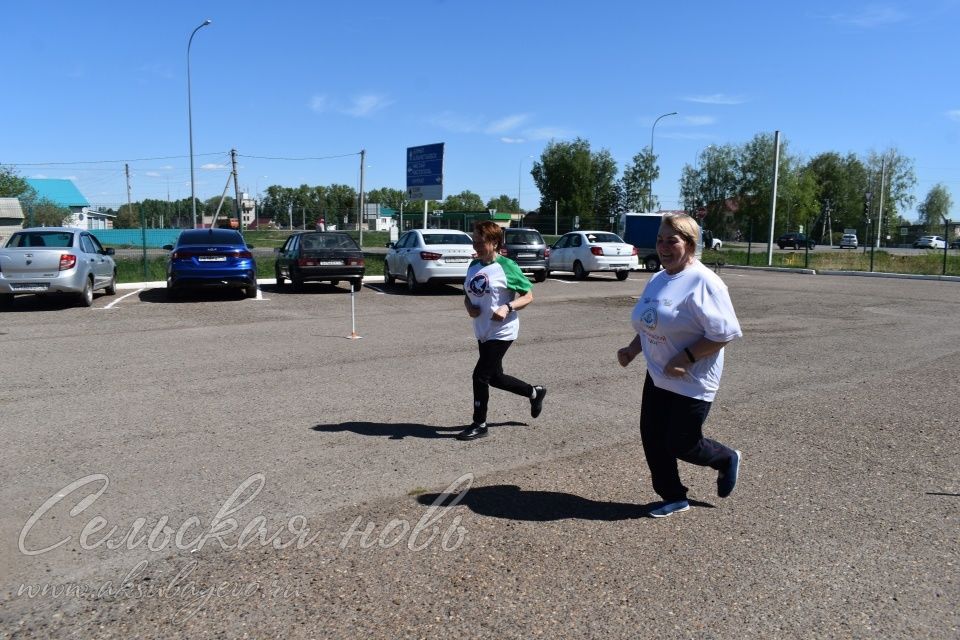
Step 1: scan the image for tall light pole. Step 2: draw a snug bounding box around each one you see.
[518,155,533,226]
[187,19,212,229]
[648,111,677,211]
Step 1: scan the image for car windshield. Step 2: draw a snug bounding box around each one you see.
[7,231,74,248]
[421,233,472,245]
[505,231,543,245]
[585,233,624,244]
[302,234,359,250]
[178,230,244,245]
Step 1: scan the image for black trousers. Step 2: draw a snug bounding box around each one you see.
[472,339,533,425]
[639,373,736,502]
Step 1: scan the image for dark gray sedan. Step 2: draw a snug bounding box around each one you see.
[274,232,365,292]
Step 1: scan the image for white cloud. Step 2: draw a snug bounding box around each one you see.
[161,165,174,171]
[485,114,530,134]
[500,137,526,144]
[342,94,393,117]
[145,171,161,177]
[831,5,907,28]
[683,94,745,105]
[310,95,328,113]
[524,126,576,141]
[683,115,715,126]
[946,110,960,122]
[428,111,483,133]
[201,163,228,170]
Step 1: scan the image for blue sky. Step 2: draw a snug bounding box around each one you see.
[3,0,959,221]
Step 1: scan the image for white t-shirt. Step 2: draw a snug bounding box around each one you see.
[465,256,532,342]
[631,261,742,401]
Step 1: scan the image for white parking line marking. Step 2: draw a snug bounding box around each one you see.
[101,288,143,309]
[253,287,269,301]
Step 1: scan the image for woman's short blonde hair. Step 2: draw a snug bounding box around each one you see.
[660,213,700,250]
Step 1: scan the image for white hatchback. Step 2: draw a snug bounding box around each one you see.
[384,229,476,292]
[546,230,639,280]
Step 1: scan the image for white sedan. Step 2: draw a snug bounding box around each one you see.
[546,230,639,280]
[384,229,476,292]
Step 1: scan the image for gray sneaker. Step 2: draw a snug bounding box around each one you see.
[649,500,690,518]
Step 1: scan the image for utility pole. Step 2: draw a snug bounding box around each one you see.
[766,130,781,267]
[231,149,242,232]
[554,200,558,236]
[359,149,366,246]
[875,156,887,249]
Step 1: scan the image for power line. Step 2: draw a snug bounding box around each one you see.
[237,152,361,161]
[9,152,228,166]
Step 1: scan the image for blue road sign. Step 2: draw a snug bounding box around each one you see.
[406,143,444,201]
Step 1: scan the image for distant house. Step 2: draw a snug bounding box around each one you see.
[24,178,115,230]
[0,197,25,245]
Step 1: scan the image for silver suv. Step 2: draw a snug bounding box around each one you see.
[839,234,858,249]
[501,228,548,282]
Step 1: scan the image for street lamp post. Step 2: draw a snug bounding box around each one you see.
[187,19,212,229]
[648,111,677,211]
[518,155,533,227]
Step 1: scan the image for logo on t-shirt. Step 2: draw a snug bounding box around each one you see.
[467,272,490,297]
[640,307,658,329]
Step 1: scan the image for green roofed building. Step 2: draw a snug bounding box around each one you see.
[24,178,114,230]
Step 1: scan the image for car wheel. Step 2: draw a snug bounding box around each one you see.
[0,294,13,309]
[275,265,285,287]
[244,284,258,298]
[330,280,340,287]
[79,277,94,307]
[809,242,816,250]
[644,256,660,271]
[384,264,395,285]
[573,261,588,280]
[616,270,629,281]
[534,270,546,283]
[292,277,304,290]
[105,271,117,296]
[351,279,362,293]
[406,267,419,293]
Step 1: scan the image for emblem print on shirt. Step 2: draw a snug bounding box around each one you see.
[641,307,658,329]
[468,272,490,297]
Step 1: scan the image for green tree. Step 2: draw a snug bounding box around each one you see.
[917,184,953,231]
[441,190,486,211]
[865,149,916,242]
[366,187,408,212]
[531,138,617,230]
[679,144,739,235]
[29,198,72,227]
[0,165,31,198]
[621,149,659,212]
[486,194,519,213]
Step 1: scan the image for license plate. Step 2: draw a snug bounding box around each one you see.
[611,264,627,268]
[12,283,49,292]
[319,260,344,266]
[518,253,536,258]
[445,258,468,263]
[198,256,227,262]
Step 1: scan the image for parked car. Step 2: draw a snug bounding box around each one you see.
[0,227,117,308]
[275,231,364,292]
[950,238,960,249]
[546,230,639,280]
[839,233,858,249]
[163,229,257,300]
[384,229,476,292]
[776,232,816,250]
[914,235,946,249]
[702,229,722,250]
[500,228,548,282]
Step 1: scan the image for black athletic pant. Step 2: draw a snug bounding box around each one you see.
[472,339,533,425]
[639,373,736,502]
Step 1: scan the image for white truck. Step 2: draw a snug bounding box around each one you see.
[0,227,117,308]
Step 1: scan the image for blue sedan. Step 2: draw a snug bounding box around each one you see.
[163,229,258,300]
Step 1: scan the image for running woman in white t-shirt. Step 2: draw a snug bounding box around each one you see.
[458,221,546,441]
[617,214,743,517]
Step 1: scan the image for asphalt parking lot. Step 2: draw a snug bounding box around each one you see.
[1,270,958,638]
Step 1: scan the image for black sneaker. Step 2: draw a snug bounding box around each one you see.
[717,450,741,498]
[530,386,547,419]
[456,423,488,440]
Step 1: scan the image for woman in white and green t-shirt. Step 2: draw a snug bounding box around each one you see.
[458,221,546,441]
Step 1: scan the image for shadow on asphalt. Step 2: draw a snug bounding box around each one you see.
[0,294,96,312]
[268,283,359,295]
[311,421,526,440]
[138,288,251,304]
[369,283,465,296]
[416,485,715,521]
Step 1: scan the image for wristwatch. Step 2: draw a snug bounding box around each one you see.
[506,302,514,313]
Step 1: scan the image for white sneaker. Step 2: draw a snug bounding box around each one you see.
[649,500,690,518]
